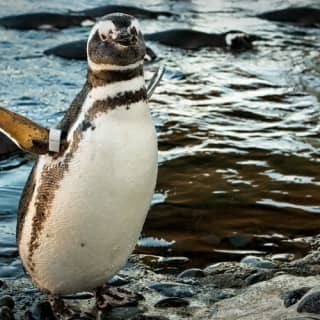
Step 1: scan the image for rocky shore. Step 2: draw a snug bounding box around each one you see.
[1,235,320,320]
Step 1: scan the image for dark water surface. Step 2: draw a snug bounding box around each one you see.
[0,0,320,277]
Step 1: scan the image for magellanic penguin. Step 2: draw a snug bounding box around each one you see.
[0,13,159,312]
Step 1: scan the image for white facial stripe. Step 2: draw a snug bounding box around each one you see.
[88,58,144,71]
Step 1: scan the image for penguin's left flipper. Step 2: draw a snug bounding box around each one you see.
[0,106,50,155]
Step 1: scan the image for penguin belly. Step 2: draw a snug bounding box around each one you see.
[18,102,158,294]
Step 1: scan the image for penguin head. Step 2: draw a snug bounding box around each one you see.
[87,13,146,71]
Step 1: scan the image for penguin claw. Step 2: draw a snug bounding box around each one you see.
[95,285,139,310]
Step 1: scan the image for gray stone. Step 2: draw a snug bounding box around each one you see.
[245,270,275,285]
[0,296,14,310]
[271,254,295,262]
[241,256,276,269]
[0,306,14,320]
[149,283,195,298]
[177,268,205,279]
[108,275,130,287]
[101,306,142,320]
[282,287,311,307]
[297,291,320,313]
[155,297,189,308]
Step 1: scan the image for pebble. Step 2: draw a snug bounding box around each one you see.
[271,253,294,262]
[244,270,274,285]
[210,290,236,303]
[149,283,195,298]
[24,301,55,320]
[0,296,14,310]
[157,257,190,266]
[0,306,14,320]
[240,256,276,269]
[154,297,189,308]
[101,306,141,320]
[297,291,320,313]
[177,268,205,279]
[282,287,311,307]
[108,275,130,287]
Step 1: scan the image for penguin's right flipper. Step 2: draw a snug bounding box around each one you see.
[0,107,50,154]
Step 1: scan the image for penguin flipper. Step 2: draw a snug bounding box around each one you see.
[0,106,50,154]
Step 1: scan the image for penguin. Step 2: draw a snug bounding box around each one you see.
[44,40,158,62]
[144,29,260,50]
[1,13,159,316]
[0,5,176,31]
[44,29,260,61]
[257,7,320,27]
[0,13,94,30]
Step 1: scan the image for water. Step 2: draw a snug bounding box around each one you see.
[0,0,320,277]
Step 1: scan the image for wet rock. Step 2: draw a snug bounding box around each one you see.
[177,268,205,279]
[0,296,14,310]
[244,270,275,285]
[241,256,276,269]
[0,280,7,290]
[24,301,55,320]
[297,291,320,313]
[0,306,14,320]
[210,290,236,303]
[282,287,311,307]
[101,306,142,320]
[204,262,255,288]
[271,253,295,262]
[154,297,189,308]
[149,283,195,298]
[108,275,130,287]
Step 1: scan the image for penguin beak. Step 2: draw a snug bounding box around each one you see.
[115,31,137,46]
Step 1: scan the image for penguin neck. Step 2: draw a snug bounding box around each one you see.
[87,65,145,88]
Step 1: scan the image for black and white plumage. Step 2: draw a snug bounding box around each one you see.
[16,13,158,297]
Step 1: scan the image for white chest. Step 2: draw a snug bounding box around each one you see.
[19,96,158,294]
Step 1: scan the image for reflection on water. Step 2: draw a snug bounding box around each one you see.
[0,0,320,276]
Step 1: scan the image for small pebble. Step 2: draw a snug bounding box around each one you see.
[101,306,141,320]
[149,283,195,298]
[157,257,190,266]
[155,297,189,308]
[25,301,55,320]
[177,268,205,279]
[282,287,311,307]
[271,253,294,262]
[244,270,274,285]
[211,290,236,303]
[0,306,14,320]
[108,275,130,287]
[297,291,320,313]
[241,256,276,269]
[0,296,14,310]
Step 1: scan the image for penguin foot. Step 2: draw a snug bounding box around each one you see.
[95,285,139,310]
[48,295,94,320]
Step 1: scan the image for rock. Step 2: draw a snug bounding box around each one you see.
[154,297,189,308]
[297,291,320,313]
[25,301,55,320]
[240,256,276,269]
[271,254,295,262]
[0,281,7,290]
[210,290,236,303]
[101,306,142,320]
[244,270,275,286]
[0,306,14,320]
[149,283,195,298]
[282,287,311,307]
[108,275,130,287]
[0,296,14,310]
[177,268,205,279]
